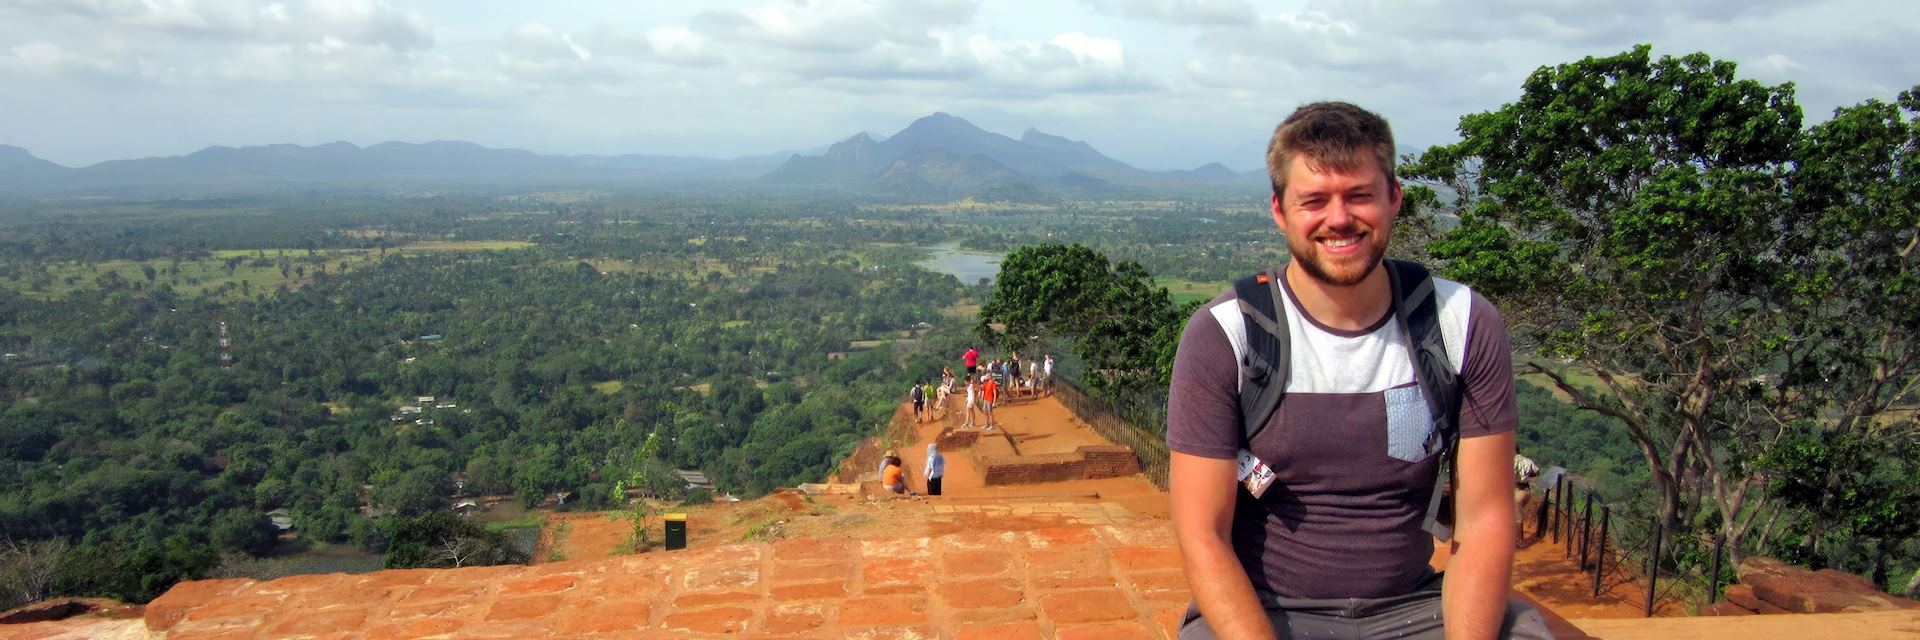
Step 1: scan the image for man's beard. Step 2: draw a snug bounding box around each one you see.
[1287,231,1386,287]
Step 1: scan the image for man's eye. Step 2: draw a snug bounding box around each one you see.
[1349,192,1374,203]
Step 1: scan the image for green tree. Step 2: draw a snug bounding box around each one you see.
[380,512,527,569]
[1406,44,1920,570]
[1404,44,1801,547]
[977,243,1186,389]
[209,509,278,556]
[975,243,1115,353]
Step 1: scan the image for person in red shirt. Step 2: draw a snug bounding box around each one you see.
[979,373,999,430]
[964,346,980,377]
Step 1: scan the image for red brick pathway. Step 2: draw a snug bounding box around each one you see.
[111,520,1188,639]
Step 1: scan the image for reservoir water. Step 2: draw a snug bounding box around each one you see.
[918,243,1003,285]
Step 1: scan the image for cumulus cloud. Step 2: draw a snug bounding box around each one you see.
[0,0,1911,170]
[1,0,432,49]
[692,0,977,54]
[1082,0,1255,25]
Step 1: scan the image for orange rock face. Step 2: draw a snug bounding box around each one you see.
[1735,556,1920,615]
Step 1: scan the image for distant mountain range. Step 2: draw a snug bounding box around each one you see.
[0,113,1266,199]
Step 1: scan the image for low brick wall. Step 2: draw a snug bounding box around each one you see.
[1710,557,1920,616]
[982,453,1085,485]
[1078,445,1142,479]
[932,425,1140,487]
[936,428,980,451]
[980,445,1142,486]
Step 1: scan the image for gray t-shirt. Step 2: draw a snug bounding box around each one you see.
[1166,268,1518,600]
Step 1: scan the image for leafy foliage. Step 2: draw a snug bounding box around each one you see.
[975,243,1193,391]
[381,512,527,569]
[1405,43,1920,580]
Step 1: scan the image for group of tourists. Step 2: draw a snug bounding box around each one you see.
[906,347,1056,429]
[877,445,944,497]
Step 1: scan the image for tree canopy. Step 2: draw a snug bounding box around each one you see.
[1404,44,1920,578]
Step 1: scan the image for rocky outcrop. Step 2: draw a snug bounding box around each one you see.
[1716,557,1920,615]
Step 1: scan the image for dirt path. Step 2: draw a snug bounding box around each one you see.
[896,395,1168,518]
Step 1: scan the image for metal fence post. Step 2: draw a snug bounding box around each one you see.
[1536,486,1551,539]
[1593,505,1610,598]
[1579,491,1594,570]
[1549,476,1562,544]
[1645,518,1664,617]
[1708,534,1726,604]
[1563,481,1575,557]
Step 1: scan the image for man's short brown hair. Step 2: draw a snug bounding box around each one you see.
[1265,102,1397,201]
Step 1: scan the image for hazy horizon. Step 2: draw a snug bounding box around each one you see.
[2,0,1915,171]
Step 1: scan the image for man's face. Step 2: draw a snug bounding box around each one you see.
[1270,151,1402,287]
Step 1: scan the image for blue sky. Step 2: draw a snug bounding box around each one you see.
[1,0,1915,171]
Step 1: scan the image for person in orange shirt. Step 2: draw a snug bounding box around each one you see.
[979,373,999,430]
[882,455,907,494]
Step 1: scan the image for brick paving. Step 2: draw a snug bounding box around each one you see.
[104,517,1188,639]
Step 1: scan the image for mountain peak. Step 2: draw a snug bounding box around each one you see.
[898,112,988,136]
[1020,127,1065,143]
[0,144,73,173]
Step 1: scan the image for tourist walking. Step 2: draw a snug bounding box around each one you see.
[909,381,926,423]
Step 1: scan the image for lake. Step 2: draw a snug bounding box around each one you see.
[918,243,1003,285]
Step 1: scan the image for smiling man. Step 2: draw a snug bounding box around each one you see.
[1166,102,1553,639]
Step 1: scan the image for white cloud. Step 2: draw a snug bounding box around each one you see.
[693,0,978,53]
[0,0,1913,171]
[1048,33,1126,69]
[1083,0,1254,25]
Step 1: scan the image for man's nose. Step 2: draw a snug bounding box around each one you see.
[1323,198,1356,228]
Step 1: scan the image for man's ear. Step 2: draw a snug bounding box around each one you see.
[1269,192,1285,227]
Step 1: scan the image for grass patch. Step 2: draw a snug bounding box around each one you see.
[1519,360,1635,403]
[591,380,624,394]
[739,516,785,542]
[404,240,532,251]
[1156,277,1227,306]
[545,520,572,562]
[484,514,546,533]
[941,303,982,319]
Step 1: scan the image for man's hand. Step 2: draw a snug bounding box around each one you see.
[1442,430,1518,640]
[1170,451,1275,640]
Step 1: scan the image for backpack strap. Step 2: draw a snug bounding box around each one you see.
[1386,259,1464,541]
[1229,268,1290,443]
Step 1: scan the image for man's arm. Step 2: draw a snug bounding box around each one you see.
[1442,430,1518,640]
[1170,451,1274,640]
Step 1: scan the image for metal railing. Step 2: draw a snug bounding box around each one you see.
[1531,473,1743,616]
[1049,378,1170,489]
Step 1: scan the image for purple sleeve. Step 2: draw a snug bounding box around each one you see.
[1167,298,1242,460]
[1458,291,1519,438]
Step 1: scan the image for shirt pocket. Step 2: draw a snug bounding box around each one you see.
[1383,385,1435,463]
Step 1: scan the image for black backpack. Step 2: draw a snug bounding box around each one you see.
[1230,259,1464,540]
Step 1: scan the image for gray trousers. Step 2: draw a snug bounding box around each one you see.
[1178,573,1556,640]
